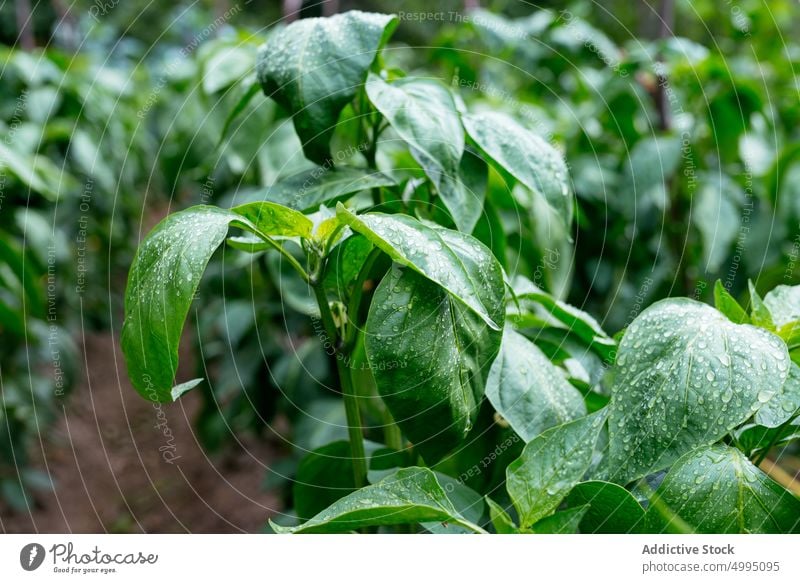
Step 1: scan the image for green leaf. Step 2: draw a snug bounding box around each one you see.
[763,285,800,328]
[337,206,504,329]
[755,362,800,427]
[644,445,800,533]
[564,481,645,533]
[218,75,260,146]
[486,328,586,442]
[241,167,396,211]
[605,299,790,483]
[510,276,615,354]
[294,441,358,521]
[122,204,305,402]
[507,410,607,529]
[256,11,397,165]
[421,474,485,534]
[462,111,572,230]
[748,281,775,330]
[122,207,253,402]
[366,267,502,463]
[486,498,518,534]
[527,506,589,534]
[713,280,750,324]
[366,74,481,232]
[271,467,485,533]
[231,201,313,238]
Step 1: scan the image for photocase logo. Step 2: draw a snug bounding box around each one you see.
[19,543,46,571]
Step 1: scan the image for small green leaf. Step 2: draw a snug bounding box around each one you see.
[256,11,397,164]
[231,201,313,238]
[337,206,504,329]
[486,328,586,442]
[713,280,750,324]
[366,74,482,232]
[242,167,396,212]
[644,445,800,534]
[366,267,503,463]
[749,280,775,330]
[486,498,518,534]
[271,467,485,533]
[564,481,645,533]
[605,299,790,483]
[462,111,572,230]
[507,410,607,529]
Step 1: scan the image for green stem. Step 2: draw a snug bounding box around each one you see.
[255,233,309,283]
[382,408,404,452]
[344,248,382,349]
[312,280,367,488]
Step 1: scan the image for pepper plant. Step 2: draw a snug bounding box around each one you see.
[121,11,800,534]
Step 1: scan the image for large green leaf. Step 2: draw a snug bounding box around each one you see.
[486,328,586,442]
[645,445,800,533]
[122,204,309,402]
[564,481,645,533]
[462,111,572,229]
[366,74,481,232]
[506,410,607,528]
[366,267,503,463]
[337,206,504,329]
[240,167,396,211]
[271,467,485,533]
[605,299,790,483]
[293,441,358,521]
[256,11,397,165]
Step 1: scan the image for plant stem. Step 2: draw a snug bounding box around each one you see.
[752,417,795,466]
[312,280,367,488]
[382,408,404,452]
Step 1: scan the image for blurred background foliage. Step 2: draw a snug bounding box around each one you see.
[1,0,799,518]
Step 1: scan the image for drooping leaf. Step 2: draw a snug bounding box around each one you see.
[755,362,800,427]
[240,167,396,211]
[366,267,503,463]
[256,11,397,164]
[366,74,481,232]
[605,299,790,484]
[271,467,485,533]
[462,111,572,229]
[337,206,504,329]
[486,328,586,442]
[644,445,800,534]
[122,204,306,402]
[564,481,645,533]
[507,410,607,528]
[713,280,750,324]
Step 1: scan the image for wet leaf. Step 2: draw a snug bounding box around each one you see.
[486,328,586,442]
[644,445,800,533]
[564,480,645,533]
[366,267,502,463]
[337,205,504,329]
[367,74,482,232]
[271,467,485,533]
[507,410,607,528]
[606,299,790,483]
[256,11,397,164]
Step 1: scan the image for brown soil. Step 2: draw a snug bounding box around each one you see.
[0,333,283,533]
